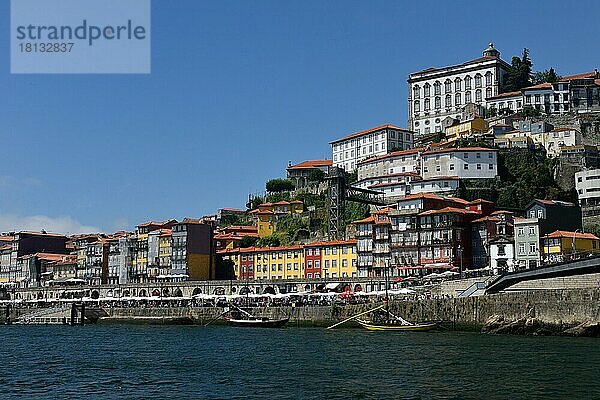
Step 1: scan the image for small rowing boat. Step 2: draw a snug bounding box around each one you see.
[356,319,436,331]
[225,316,289,328]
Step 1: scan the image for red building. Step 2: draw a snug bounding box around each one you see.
[303,243,322,279]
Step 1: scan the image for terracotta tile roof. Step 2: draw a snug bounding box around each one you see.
[542,230,599,240]
[486,90,522,100]
[272,201,291,205]
[374,207,395,214]
[522,82,552,91]
[397,192,445,201]
[287,160,332,170]
[358,148,423,165]
[33,253,69,262]
[353,216,376,224]
[290,200,303,204]
[467,198,495,205]
[422,146,497,155]
[18,231,67,238]
[559,71,598,82]
[0,244,12,251]
[305,239,357,247]
[0,235,14,242]
[411,56,504,77]
[330,124,411,144]
[259,202,273,207]
[446,197,470,204]
[418,207,478,216]
[472,216,501,223]
[534,199,575,207]
[491,210,514,215]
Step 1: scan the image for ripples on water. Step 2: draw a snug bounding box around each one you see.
[0,325,598,400]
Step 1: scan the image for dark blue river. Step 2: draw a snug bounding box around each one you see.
[0,325,598,399]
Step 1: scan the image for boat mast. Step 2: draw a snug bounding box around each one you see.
[384,259,390,323]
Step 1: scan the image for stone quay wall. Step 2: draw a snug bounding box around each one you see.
[95,288,600,331]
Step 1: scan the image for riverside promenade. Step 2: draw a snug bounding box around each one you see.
[4,288,600,337]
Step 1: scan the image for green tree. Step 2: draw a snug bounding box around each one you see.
[266,178,295,193]
[256,235,281,247]
[533,67,561,84]
[239,235,258,248]
[503,48,533,92]
[307,169,325,183]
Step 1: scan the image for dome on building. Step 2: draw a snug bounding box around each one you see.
[483,43,500,58]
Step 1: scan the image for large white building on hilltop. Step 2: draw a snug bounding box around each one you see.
[407,43,511,138]
[330,124,414,172]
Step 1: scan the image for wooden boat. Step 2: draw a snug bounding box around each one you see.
[356,319,436,331]
[225,316,289,328]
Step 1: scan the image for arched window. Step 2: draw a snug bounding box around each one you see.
[455,93,462,105]
[475,89,482,102]
[424,83,431,97]
[424,98,430,110]
[465,76,472,90]
[454,78,462,91]
[444,79,452,93]
[486,87,492,99]
[485,72,493,86]
[435,96,441,109]
[475,74,482,88]
[414,100,420,112]
[465,91,472,103]
[434,81,441,95]
[413,85,420,99]
[445,94,452,107]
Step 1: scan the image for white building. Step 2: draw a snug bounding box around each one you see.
[331,124,414,172]
[544,128,581,157]
[369,177,459,200]
[576,169,600,206]
[357,148,421,181]
[489,236,515,274]
[421,147,498,180]
[486,91,523,114]
[407,43,510,137]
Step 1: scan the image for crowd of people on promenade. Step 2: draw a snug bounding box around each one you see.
[0,287,457,309]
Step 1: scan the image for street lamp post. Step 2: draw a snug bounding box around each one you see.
[457,245,463,279]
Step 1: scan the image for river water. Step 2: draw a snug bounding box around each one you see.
[0,325,598,399]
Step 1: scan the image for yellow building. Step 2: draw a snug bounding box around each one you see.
[542,230,600,262]
[158,229,172,270]
[251,201,304,238]
[445,118,488,142]
[253,245,304,280]
[318,240,358,278]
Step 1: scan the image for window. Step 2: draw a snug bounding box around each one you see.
[444,80,452,93]
[477,164,482,170]
[449,164,455,170]
[526,95,531,104]
[435,97,441,109]
[465,91,472,103]
[414,100,420,112]
[424,98,430,111]
[518,227,524,236]
[476,152,481,159]
[537,209,543,218]
[475,89,482,102]
[497,244,506,256]
[464,164,469,170]
[445,94,452,107]
[519,243,525,254]
[434,81,441,95]
[465,76,472,90]
[486,87,492,99]
[485,72,492,86]
[424,83,431,97]
[413,85,420,99]
[529,226,535,235]
[454,78,462,91]
[535,94,540,103]
[489,164,494,169]
[475,74,482,88]
[455,93,461,105]
[529,243,537,253]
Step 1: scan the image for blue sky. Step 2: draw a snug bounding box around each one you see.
[1,0,599,234]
